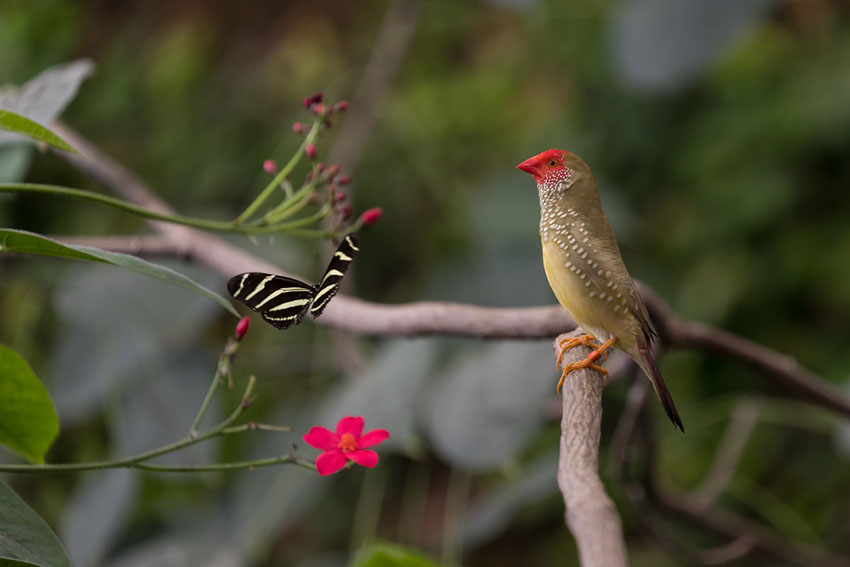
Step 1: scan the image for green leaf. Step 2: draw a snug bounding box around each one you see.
[0,229,239,317]
[0,480,70,567]
[0,558,45,567]
[0,112,78,154]
[0,346,59,464]
[353,543,440,567]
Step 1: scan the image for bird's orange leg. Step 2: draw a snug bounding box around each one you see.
[556,336,618,393]
[555,334,601,369]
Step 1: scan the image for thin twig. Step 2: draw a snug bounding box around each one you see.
[690,398,760,510]
[655,488,850,567]
[607,371,648,479]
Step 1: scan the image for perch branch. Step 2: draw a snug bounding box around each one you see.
[555,329,628,567]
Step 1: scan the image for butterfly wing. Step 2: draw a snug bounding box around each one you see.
[309,234,359,318]
[228,272,315,330]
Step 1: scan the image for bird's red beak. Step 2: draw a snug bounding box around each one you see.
[516,156,541,182]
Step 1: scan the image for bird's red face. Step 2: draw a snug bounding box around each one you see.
[516,149,571,185]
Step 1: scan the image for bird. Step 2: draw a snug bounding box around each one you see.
[517,149,684,432]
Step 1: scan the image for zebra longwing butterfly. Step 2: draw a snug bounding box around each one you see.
[227,234,358,330]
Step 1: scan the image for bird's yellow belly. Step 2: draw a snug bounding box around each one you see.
[541,240,613,342]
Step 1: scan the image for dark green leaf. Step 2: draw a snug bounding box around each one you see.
[0,345,59,464]
[0,59,94,142]
[0,229,239,317]
[0,558,44,567]
[0,479,71,567]
[0,112,78,154]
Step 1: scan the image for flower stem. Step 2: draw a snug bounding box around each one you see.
[189,349,231,438]
[0,361,299,474]
[262,177,320,224]
[133,454,315,473]
[233,119,322,225]
[0,183,240,231]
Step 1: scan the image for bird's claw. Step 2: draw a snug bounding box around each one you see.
[554,335,617,392]
[556,359,610,393]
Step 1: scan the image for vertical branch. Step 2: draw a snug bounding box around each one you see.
[555,329,628,567]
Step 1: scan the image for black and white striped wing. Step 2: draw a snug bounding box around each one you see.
[227,273,315,330]
[310,234,359,318]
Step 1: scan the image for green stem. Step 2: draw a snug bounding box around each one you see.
[267,201,332,230]
[0,183,329,236]
[0,183,238,231]
[134,455,316,473]
[189,351,229,438]
[282,224,360,239]
[262,178,319,223]
[234,119,322,224]
[0,377,268,474]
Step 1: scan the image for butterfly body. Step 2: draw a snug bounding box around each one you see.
[228,235,358,329]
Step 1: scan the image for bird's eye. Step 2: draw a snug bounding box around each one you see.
[548,160,556,166]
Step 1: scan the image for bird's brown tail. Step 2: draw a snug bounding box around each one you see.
[636,344,684,432]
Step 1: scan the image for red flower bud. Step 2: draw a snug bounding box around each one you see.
[263,159,277,175]
[311,103,326,115]
[235,316,250,341]
[302,93,323,108]
[340,203,352,220]
[292,122,305,134]
[359,207,383,226]
[334,191,347,203]
[332,101,349,112]
[305,144,317,160]
[337,175,351,186]
[316,162,325,173]
[325,163,340,178]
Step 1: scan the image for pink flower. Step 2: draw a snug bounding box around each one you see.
[302,416,389,476]
[305,143,317,160]
[292,122,305,134]
[263,159,277,175]
[235,316,250,341]
[359,207,383,226]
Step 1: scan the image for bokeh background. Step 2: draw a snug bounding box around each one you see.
[2,0,850,565]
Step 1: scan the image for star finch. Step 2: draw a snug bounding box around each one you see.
[518,149,683,431]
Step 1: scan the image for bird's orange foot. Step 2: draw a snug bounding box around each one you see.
[555,335,618,393]
[555,334,604,369]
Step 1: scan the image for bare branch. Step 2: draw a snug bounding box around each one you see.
[555,329,628,567]
[622,401,850,567]
[655,488,850,567]
[46,123,850,422]
[639,285,850,420]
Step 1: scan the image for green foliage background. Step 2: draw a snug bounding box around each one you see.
[2,0,850,566]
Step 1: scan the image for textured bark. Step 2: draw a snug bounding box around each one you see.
[555,329,628,567]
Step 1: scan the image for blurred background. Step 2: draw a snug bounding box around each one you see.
[2,0,850,565]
